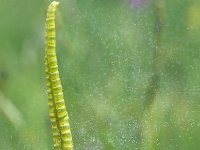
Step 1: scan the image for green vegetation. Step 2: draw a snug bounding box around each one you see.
[45,1,73,149]
[0,0,200,149]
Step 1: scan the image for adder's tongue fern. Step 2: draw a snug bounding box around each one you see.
[45,1,74,149]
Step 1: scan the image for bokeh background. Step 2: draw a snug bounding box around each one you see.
[0,0,200,149]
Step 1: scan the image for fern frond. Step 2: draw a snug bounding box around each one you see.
[45,1,74,149]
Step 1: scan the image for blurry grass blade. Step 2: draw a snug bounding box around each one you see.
[0,92,24,129]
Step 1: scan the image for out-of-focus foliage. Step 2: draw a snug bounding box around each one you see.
[0,0,200,149]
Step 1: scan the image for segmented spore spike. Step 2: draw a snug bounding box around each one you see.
[45,1,74,149]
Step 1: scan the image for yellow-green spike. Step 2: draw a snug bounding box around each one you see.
[45,1,74,149]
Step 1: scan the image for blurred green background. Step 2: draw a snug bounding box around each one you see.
[0,0,200,149]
